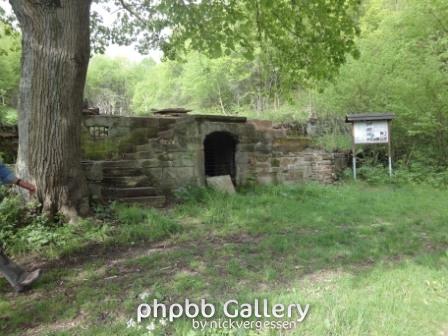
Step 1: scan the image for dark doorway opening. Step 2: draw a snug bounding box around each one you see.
[204,132,237,182]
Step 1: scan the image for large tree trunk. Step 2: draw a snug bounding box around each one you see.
[9,0,92,219]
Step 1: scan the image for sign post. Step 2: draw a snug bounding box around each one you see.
[345,113,395,180]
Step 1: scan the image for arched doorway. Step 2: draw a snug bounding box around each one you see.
[204,132,237,182]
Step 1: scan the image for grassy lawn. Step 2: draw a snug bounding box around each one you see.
[0,183,447,335]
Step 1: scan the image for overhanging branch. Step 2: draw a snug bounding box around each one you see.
[117,0,148,26]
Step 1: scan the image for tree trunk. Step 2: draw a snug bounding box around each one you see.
[9,0,91,219]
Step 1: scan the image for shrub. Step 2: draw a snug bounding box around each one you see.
[0,186,184,258]
[342,161,448,188]
[113,204,147,225]
[174,185,211,203]
[0,193,25,248]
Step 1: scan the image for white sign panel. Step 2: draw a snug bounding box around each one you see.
[353,121,389,144]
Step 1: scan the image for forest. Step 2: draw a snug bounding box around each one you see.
[0,0,448,335]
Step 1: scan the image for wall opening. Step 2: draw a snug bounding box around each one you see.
[89,126,109,139]
[204,132,237,182]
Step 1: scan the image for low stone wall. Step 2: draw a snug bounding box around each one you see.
[81,115,178,160]
[81,114,348,202]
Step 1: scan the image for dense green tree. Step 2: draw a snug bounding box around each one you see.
[131,60,183,114]
[0,22,20,116]
[109,0,360,81]
[85,56,155,115]
[314,0,448,164]
[124,50,302,117]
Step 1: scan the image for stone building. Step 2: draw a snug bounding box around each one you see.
[81,110,346,206]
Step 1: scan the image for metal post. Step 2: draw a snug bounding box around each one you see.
[388,121,392,177]
[352,123,357,180]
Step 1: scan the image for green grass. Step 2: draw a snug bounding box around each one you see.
[315,132,352,151]
[0,183,447,335]
[0,106,18,125]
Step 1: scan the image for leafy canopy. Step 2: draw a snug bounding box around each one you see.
[0,19,20,123]
[93,0,361,82]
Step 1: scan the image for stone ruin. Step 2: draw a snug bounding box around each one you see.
[81,109,347,207]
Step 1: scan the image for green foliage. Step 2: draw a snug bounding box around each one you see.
[313,0,448,164]
[107,0,361,84]
[0,193,24,248]
[315,132,352,152]
[0,22,20,124]
[14,218,111,256]
[85,56,156,115]
[87,52,307,118]
[0,106,18,125]
[114,203,147,225]
[0,189,109,255]
[393,163,448,186]
[0,191,181,257]
[131,60,184,114]
[7,0,448,171]
[348,161,448,187]
[88,0,363,117]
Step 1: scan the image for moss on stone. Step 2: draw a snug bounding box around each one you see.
[273,136,311,152]
[82,127,159,160]
[82,136,121,160]
[271,158,280,167]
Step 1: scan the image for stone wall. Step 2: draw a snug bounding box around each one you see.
[81,113,347,203]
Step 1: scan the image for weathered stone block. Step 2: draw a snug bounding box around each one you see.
[87,183,103,200]
[140,158,162,168]
[81,113,342,200]
[247,120,273,130]
[84,162,104,181]
[206,175,236,194]
[142,167,163,182]
[162,167,195,187]
[256,173,276,185]
[271,158,280,167]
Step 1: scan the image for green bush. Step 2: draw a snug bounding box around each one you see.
[114,204,147,225]
[3,211,111,256]
[0,191,111,256]
[0,193,25,248]
[342,161,448,187]
[393,163,448,187]
[175,185,211,203]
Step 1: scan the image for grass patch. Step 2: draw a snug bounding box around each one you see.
[0,198,181,259]
[0,183,447,335]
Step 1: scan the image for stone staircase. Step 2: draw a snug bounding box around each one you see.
[88,160,166,208]
[83,116,183,207]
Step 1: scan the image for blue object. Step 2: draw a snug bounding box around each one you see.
[0,163,17,185]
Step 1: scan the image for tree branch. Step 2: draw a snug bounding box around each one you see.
[117,0,147,26]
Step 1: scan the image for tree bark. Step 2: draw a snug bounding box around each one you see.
[9,0,92,219]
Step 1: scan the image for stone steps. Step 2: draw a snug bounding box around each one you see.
[102,167,143,176]
[122,151,154,160]
[116,196,166,208]
[83,141,168,206]
[102,175,151,188]
[135,143,161,152]
[82,160,139,169]
[103,187,159,198]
